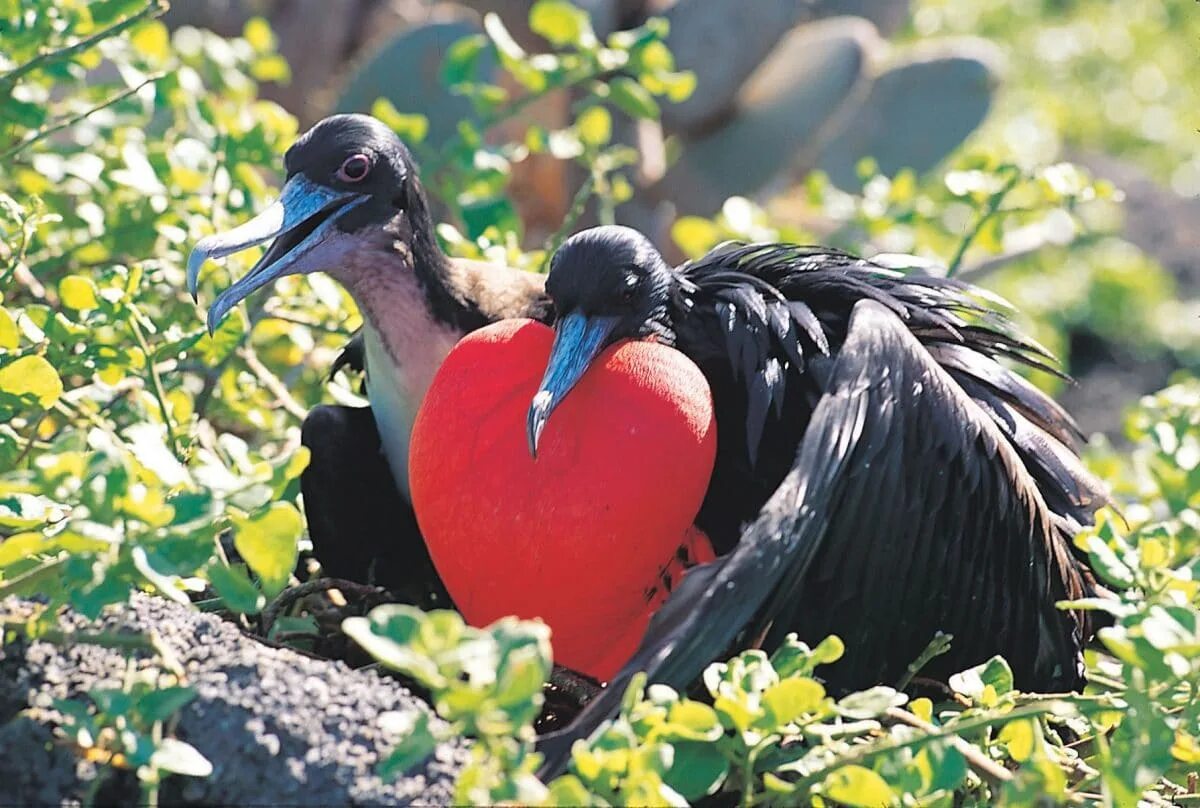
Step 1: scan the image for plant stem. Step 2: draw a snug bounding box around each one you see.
[895,632,953,691]
[541,173,596,268]
[0,557,68,599]
[0,73,166,162]
[129,314,182,461]
[0,0,168,89]
[236,345,308,421]
[1,618,159,653]
[885,707,1011,786]
[946,167,1022,278]
[784,700,1103,799]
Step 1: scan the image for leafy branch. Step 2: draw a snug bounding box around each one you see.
[0,0,167,90]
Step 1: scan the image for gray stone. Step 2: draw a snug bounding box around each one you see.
[815,37,1003,188]
[0,593,468,805]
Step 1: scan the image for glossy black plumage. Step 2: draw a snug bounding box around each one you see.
[189,114,552,601]
[300,404,449,608]
[535,227,1108,774]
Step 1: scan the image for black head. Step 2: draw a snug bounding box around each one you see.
[546,225,675,344]
[187,114,437,333]
[526,226,678,456]
[282,114,414,226]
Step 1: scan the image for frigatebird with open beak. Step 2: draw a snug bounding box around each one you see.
[530,226,1108,771]
[188,114,550,601]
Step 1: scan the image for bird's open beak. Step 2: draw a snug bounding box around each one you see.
[187,175,369,334]
[526,311,620,458]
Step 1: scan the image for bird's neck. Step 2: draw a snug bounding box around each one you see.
[328,243,466,499]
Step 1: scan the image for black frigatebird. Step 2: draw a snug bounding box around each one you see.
[187,114,551,603]
[527,226,1108,771]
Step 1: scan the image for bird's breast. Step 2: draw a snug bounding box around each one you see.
[408,320,719,680]
[360,316,462,501]
[363,325,419,499]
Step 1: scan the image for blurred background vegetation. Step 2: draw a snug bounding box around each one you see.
[1,0,1198,804]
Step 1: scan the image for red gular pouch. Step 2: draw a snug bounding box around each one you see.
[409,318,718,681]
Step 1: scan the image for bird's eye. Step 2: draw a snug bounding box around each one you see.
[337,153,371,183]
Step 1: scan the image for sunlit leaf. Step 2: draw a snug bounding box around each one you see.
[231,502,302,597]
[609,77,659,119]
[0,355,63,408]
[822,765,895,807]
[59,275,100,311]
[530,0,594,48]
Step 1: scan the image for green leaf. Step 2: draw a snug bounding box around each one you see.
[998,719,1037,762]
[762,677,825,726]
[544,775,592,806]
[0,531,56,566]
[343,608,446,689]
[1085,533,1136,588]
[977,655,1014,695]
[659,700,722,742]
[207,561,264,615]
[0,308,17,349]
[914,742,968,792]
[949,655,1014,699]
[576,106,612,147]
[0,355,63,408]
[198,307,246,363]
[130,20,170,61]
[232,502,302,597]
[529,0,594,48]
[609,77,660,119]
[378,711,438,780]
[822,765,895,807]
[811,635,845,666]
[137,686,198,725]
[243,17,275,52]
[442,34,489,86]
[59,276,99,310]
[371,99,430,145]
[836,686,905,720]
[663,740,729,800]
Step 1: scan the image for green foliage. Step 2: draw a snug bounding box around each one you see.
[359,0,695,269]
[53,668,210,804]
[905,0,1200,379]
[2,1,1199,805]
[910,0,1198,189]
[344,605,552,804]
[353,385,1200,805]
[0,0,314,629]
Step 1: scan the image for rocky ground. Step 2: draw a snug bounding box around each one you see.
[0,593,467,806]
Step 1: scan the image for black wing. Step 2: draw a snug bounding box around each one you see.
[300,404,450,609]
[539,295,1103,776]
[329,331,365,380]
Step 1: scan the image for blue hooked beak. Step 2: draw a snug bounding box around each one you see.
[187,175,369,334]
[526,311,620,458]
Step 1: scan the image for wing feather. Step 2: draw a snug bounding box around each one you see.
[540,300,1092,777]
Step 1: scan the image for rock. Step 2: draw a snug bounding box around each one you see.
[651,17,874,215]
[659,0,804,130]
[807,0,912,37]
[0,594,466,805]
[815,37,1003,188]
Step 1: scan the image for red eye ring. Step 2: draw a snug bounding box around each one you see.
[337,153,371,182]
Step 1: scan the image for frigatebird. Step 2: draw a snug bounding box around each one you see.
[527,226,1108,771]
[187,114,550,603]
